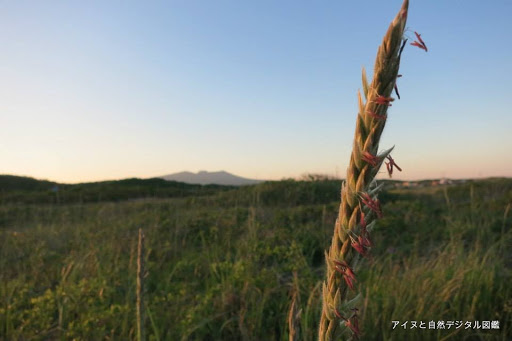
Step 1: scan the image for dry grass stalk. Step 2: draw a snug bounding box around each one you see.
[288,272,302,341]
[318,1,409,340]
[137,228,145,341]
[288,291,301,341]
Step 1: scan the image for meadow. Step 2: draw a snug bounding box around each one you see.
[0,176,510,340]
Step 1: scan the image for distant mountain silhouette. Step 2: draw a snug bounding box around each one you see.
[0,174,232,205]
[160,171,264,186]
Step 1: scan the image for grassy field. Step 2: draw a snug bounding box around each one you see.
[0,177,511,340]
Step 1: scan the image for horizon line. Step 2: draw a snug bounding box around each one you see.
[2,172,511,186]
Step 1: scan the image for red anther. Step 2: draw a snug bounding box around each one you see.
[334,260,356,279]
[411,41,427,51]
[344,265,356,281]
[333,259,347,268]
[345,319,361,339]
[343,272,356,290]
[414,31,427,50]
[360,193,383,218]
[386,162,392,176]
[362,151,380,167]
[334,260,357,289]
[351,240,367,257]
[374,95,394,106]
[411,32,428,52]
[385,155,402,177]
[347,309,361,338]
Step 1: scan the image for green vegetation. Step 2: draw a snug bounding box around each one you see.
[0,177,510,340]
[0,175,232,205]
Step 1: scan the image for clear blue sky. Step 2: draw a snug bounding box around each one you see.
[1,0,511,183]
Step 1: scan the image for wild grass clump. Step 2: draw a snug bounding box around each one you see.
[0,179,510,340]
